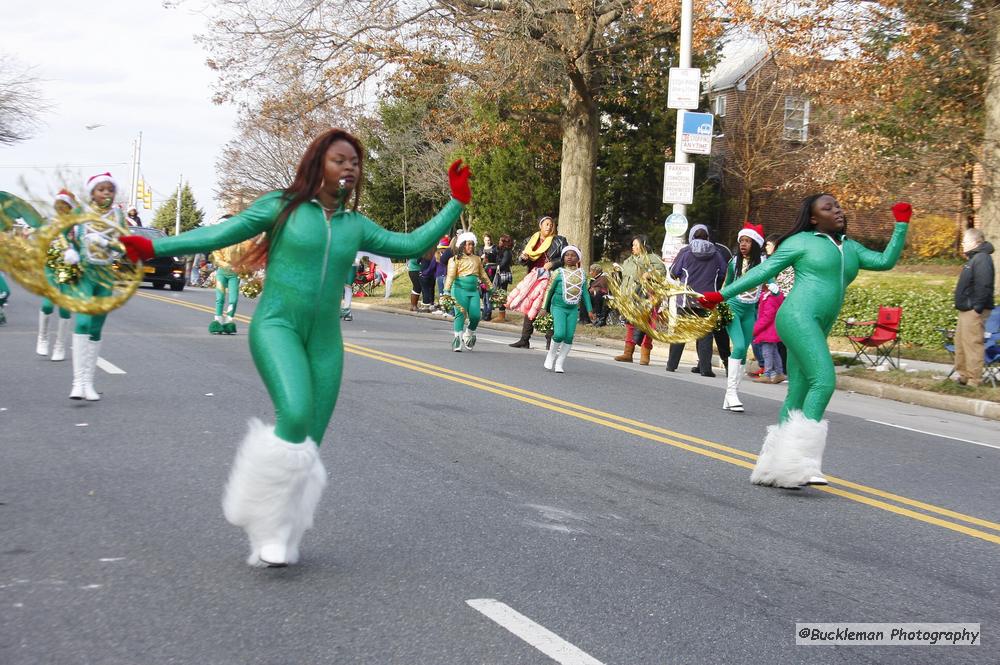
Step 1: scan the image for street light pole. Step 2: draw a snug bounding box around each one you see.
[175,174,182,236]
[672,0,694,218]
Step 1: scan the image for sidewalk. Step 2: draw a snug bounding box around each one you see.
[350,301,1000,422]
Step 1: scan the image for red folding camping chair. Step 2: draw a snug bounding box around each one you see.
[845,306,902,369]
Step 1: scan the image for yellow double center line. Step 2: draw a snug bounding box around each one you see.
[138,291,1000,546]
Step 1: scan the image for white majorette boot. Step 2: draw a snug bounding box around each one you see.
[750,410,829,488]
[37,311,51,355]
[69,334,89,399]
[50,318,71,361]
[223,419,326,567]
[451,331,463,352]
[723,357,745,412]
[81,339,102,401]
[463,328,477,350]
[554,343,572,373]
[543,342,559,370]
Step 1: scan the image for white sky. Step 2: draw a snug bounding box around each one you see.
[0,1,237,223]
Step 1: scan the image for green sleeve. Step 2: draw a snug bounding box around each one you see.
[153,191,285,257]
[543,269,560,311]
[359,199,462,259]
[852,223,908,272]
[721,236,802,300]
[582,282,593,314]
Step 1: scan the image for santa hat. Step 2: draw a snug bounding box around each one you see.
[737,222,765,247]
[560,244,582,259]
[54,189,77,208]
[455,231,477,248]
[436,235,451,249]
[86,172,117,193]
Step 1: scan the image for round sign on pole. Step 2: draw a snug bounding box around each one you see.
[664,212,688,237]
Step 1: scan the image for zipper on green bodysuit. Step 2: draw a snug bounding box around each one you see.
[316,207,334,312]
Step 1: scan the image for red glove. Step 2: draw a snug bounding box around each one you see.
[891,202,912,223]
[121,235,154,262]
[697,291,724,309]
[448,159,472,205]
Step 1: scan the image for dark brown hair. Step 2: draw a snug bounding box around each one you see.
[236,128,364,271]
[499,234,513,249]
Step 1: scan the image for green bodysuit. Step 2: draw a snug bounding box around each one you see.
[153,191,462,444]
[721,224,907,422]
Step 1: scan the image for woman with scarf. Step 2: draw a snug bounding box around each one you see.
[507,216,567,349]
[699,197,910,488]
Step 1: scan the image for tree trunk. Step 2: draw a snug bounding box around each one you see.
[558,91,599,267]
[978,8,1000,275]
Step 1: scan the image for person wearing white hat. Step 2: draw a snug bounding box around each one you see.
[541,245,594,372]
[443,231,493,351]
[719,222,765,412]
[66,172,126,401]
[36,190,79,360]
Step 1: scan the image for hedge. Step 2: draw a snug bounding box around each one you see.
[829,283,956,348]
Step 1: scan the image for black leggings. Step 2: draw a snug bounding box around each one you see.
[408,270,421,295]
[419,275,436,305]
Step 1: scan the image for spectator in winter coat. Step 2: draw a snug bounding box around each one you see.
[953,228,996,387]
[666,224,728,376]
[752,287,785,383]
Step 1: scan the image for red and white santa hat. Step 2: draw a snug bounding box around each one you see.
[54,188,77,208]
[736,221,765,247]
[86,172,117,193]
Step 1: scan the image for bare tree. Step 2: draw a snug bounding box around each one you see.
[0,55,47,146]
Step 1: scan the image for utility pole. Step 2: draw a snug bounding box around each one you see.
[401,155,408,233]
[175,174,182,236]
[127,131,143,209]
[672,0,693,219]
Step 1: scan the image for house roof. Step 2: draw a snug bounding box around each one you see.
[707,39,770,93]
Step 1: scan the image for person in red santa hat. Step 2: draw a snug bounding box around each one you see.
[719,222,766,413]
[35,189,79,361]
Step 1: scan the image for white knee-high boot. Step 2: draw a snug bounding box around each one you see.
[223,419,325,567]
[543,342,559,370]
[37,312,51,355]
[723,358,744,412]
[69,334,89,399]
[554,343,572,373]
[50,318,71,361]
[750,410,828,488]
[82,339,101,401]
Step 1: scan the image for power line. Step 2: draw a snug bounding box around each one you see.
[0,162,129,169]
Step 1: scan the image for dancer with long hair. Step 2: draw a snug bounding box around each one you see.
[720,222,765,412]
[699,196,911,488]
[122,129,470,566]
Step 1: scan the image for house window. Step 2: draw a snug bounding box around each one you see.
[713,95,726,117]
[783,96,810,142]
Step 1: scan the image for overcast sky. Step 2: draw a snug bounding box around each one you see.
[0,1,237,223]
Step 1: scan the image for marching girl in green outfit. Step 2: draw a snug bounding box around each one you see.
[122,129,469,567]
[720,222,765,413]
[542,246,594,373]
[443,231,492,352]
[0,272,8,325]
[208,235,242,334]
[66,173,126,401]
[36,190,78,359]
[700,196,911,488]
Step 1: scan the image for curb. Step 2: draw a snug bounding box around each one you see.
[836,375,1000,421]
[352,301,1000,421]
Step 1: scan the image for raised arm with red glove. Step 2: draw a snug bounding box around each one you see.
[891,202,912,223]
[448,159,472,205]
[697,291,724,309]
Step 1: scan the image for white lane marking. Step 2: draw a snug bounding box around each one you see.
[866,419,1000,451]
[99,557,125,562]
[96,358,126,375]
[466,598,604,665]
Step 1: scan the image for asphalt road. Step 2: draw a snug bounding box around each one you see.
[1,282,997,664]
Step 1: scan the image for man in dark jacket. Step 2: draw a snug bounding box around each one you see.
[666,224,728,376]
[954,228,995,386]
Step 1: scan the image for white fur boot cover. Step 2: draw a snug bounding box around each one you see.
[222,419,323,566]
[750,410,828,488]
[285,455,328,565]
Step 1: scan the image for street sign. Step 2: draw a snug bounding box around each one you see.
[667,68,701,109]
[680,111,713,155]
[664,212,689,237]
[662,163,695,205]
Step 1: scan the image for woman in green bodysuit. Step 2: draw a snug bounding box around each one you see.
[542,245,594,373]
[700,195,911,488]
[123,129,470,567]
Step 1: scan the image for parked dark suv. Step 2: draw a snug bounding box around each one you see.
[130,227,186,291]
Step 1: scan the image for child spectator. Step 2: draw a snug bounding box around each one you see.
[752,285,785,383]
